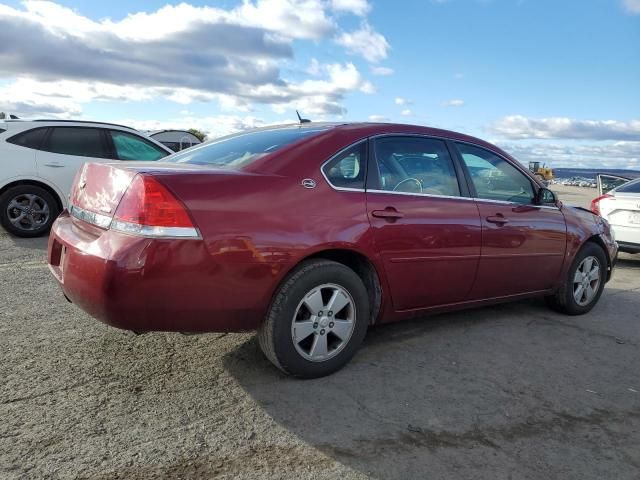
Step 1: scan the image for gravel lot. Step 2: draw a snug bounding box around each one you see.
[1,186,639,479]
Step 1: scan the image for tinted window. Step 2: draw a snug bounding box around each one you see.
[166,127,330,168]
[45,127,108,158]
[616,178,640,193]
[6,128,47,150]
[372,137,460,196]
[322,142,366,189]
[110,131,168,161]
[457,143,534,204]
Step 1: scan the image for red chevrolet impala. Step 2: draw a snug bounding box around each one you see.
[47,123,618,378]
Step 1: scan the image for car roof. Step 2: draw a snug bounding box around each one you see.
[3,119,137,130]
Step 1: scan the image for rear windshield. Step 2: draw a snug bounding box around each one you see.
[164,126,330,168]
[616,178,640,193]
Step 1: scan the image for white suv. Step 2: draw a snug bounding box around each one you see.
[0,120,173,237]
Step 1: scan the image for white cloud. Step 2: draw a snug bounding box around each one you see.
[622,0,640,14]
[330,0,371,16]
[401,109,413,116]
[491,115,640,140]
[371,66,394,76]
[336,22,390,63]
[0,1,386,118]
[443,99,465,107]
[395,97,412,105]
[368,114,389,122]
[498,141,640,169]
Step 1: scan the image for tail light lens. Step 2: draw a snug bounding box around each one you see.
[111,174,199,238]
[590,194,612,217]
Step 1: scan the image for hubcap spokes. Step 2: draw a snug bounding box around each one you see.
[573,256,601,306]
[291,283,356,362]
[6,194,50,231]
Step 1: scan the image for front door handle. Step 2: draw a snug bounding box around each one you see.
[43,163,64,168]
[486,215,509,225]
[372,207,404,220]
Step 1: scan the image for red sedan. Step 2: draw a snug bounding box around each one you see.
[47,123,618,378]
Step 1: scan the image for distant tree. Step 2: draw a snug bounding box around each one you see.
[188,128,207,142]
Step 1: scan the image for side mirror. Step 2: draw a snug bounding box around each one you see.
[536,187,557,206]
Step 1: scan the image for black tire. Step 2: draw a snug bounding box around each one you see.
[0,184,60,237]
[258,259,370,378]
[545,242,607,315]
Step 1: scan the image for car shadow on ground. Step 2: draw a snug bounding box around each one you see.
[224,288,640,479]
[1,231,49,252]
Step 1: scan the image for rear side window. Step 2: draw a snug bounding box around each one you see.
[616,178,640,193]
[6,128,48,150]
[372,136,460,196]
[44,127,109,158]
[166,127,330,168]
[322,142,366,190]
[110,130,168,161]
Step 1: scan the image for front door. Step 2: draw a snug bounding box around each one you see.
[366,136,482,311]
[454,142,567,299]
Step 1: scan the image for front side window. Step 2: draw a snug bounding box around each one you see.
[457,143,534,204]
[110,131,168,161]
[372,137,460,196]
[6,127,48,150]
[322,142,366,189]
[45,127,108,158]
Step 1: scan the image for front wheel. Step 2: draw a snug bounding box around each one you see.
[258,259,370,378]
[545,242,607,315]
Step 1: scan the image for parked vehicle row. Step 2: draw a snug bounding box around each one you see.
[0,120,172,237]
[46,122,618,377]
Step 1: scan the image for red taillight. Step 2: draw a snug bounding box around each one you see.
[111,175,198,237]
[590,194,612,216]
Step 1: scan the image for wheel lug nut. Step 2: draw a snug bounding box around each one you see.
[318,311,323,316]
[320,329,325,335]
[329,322,334,328]
[313,322,318,329]
[328,311,333,316]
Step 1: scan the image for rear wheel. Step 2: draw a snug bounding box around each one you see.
[0,185,60,237]
[545,242,607,315]
[258,259,370,378]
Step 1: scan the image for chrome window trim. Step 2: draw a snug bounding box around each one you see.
[320,140,367,192]
[69,204,112,229]
[367,189,474,202]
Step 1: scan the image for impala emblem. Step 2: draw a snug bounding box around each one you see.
[301,178,317,189]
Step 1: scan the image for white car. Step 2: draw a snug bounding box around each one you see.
[0,119,173,237]
[592,174,640,254]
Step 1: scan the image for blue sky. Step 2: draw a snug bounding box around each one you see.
[0,0,638,168]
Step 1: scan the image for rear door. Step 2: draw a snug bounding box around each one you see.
[597,174,631,196]
[454,142,567,299]
[35,127,111,196]
[366,136,482,311]
[603,179,640,247]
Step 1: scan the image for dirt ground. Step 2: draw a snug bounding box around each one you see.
[1,186,639,479]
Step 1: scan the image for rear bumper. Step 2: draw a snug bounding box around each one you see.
[48,213,272,333]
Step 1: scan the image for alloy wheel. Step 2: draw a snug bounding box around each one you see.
[291,283,356,362]
[6,193,50,232]
[573,256,601,306]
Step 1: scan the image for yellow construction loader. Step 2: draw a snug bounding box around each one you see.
[528,161,554,182]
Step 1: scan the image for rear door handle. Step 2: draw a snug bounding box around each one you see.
[486,215,509,224]
[372,208,404,220]
[43,162,64,168]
